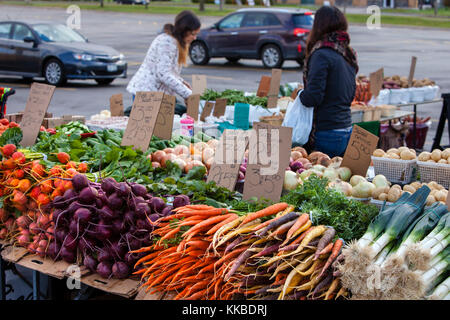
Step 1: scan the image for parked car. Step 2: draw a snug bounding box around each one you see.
[0,21,127,86]
[189,8,314,69]
[115,0,149,4]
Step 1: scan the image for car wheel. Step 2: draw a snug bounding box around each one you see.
[189,41,210,65]
[95,78,115,85]
[226,57,240,64]
[44,59,66,86]
[261,44,283,69]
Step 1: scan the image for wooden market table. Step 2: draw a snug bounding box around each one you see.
[0,243,145,300]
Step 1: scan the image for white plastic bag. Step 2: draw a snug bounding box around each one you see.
[282,90,313,146]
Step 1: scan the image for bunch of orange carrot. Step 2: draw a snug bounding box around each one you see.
[131,204,239,300]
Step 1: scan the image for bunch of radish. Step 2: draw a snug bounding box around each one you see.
[49,174,187,279]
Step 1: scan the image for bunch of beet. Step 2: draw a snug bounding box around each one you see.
[49,173,187,279]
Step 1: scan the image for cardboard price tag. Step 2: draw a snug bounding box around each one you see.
[408,56,417,88]
[200,101,214,122]
[154,94,176,140]
[110,93,124,116]
[257,75,271,97]
[243,122,292,202]
[192,74,207,95]
[267,69,282,108]
[370,68,384,98]
[121,91,163,151]
[186,94,200,121]
[20,82,56,147]
[341,125,379,177]
[207,130,248,191]
[446,191,450,211]
[213,98,227,118]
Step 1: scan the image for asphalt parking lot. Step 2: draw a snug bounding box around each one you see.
[0,5,449,150]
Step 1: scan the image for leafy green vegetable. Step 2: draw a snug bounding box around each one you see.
[0,127,23,147]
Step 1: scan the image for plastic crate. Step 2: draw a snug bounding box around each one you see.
[417,160,450,189]
[405,122,431,150]
[351,110,363,123]
[371,156,417,184]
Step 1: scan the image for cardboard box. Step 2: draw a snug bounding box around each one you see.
[134,288,166,300]
[80,273,141,299]
[1,245,29,263]
[16,255,72,280]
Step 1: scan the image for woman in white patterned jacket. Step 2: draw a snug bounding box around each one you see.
[126,11,201,114]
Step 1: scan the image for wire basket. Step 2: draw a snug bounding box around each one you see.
[417,160,450,189]
[371,156,417,184]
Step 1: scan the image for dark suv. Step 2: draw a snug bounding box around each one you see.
[189,8,314,69]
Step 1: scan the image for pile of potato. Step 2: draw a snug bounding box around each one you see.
[382,75,436,89]
[372,181,448,206]
[417,149,450,164]
[373,147,417,160]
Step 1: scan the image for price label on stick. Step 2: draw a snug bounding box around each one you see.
[186,94,200,121]
[257,75,271,97]
[121,91,163,152]
[207,129,248,191]
[369,68,384,98]
[446,191,450,211]
[192,74,207,95]
[154,93,176,140]
[20,82,56,147]
[109,94,124,117]
[213,98,227,118]
[200,101,214,122]
[341,125,379,177]
[408,56,417,88]
[243,122,292,202]
[267,69,282,108]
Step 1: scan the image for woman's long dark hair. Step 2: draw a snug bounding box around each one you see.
[305,6,348,58]
[163,10,201,65]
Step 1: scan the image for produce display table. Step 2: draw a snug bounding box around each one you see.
[0,244,141,300]
[380,110,415,123]
[394,97,445,150]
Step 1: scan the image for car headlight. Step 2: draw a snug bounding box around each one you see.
[119,53,125,61]
[73,53,94,61]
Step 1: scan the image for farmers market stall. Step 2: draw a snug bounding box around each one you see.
[0,80,448,301]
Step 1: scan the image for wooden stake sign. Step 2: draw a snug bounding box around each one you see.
[192,74,207,95]
[408,56,417,88]
[267,69,282,108]
[207,129,248,191]
[213,98,227,118]
[370,68,384,98]
[20,82,55,147]
[341,125,379,177]
[109,94,124,117]
[257,75,271,97]
[121,91,163,152]
[200,101,214,122]
[154,93,176,140]
[243,122,292,202]
[186,94,200,121]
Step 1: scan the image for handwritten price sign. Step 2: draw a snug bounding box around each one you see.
[121,91,163,151]
[154,94,175,140]
[341,125,379,177]
[110,94,124,116]
[20,82,55,147]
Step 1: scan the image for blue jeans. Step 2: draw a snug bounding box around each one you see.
[315,127,352,158]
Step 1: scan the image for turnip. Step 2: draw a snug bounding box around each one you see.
[160,206,173,217]
[112,219,127,235]
[55,229,68,243]
[98,206,115,221]
[48,242,61,260]
[117,182,131,197]
[172,194,190,208]
[112,262,130,279]
[148,213,159,222]
[98,249,113,263]
[61,246,76,263]
[135,202,150,219]
[73,208,92,225]
[96,262,112,279]
[131,183,147,197]
[94,222,112,241]
[69,219,85,236]
[64,234,78,251]
[83,255,98,272]
[101,177,117,195]
[124,252,138,267]
[149,197,165,213]
[72,174,89,191]
[79,187,99,204]
[78,237,95,253]
[107,193,123,209]
[63,188,77,200]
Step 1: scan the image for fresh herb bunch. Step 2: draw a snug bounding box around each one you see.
[201,89,268,108]
[281,176,380,241]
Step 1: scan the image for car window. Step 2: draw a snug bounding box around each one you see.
[292,14,314,28]
[33,24,86,42]
[0,23,12,39]
[219,13,244,29]
[242,13,281,27]
[12,24,33,41]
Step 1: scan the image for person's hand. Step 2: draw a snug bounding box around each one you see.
[183,81,192,90]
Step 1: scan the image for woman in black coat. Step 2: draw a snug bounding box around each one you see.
[300,6,359,158]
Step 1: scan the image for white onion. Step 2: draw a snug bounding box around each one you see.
[284,171,299,191]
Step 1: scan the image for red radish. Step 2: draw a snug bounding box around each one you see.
[16,215,31,229]
[29,222,40,235]
[57,152,70,164]
[38,239,48,249]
